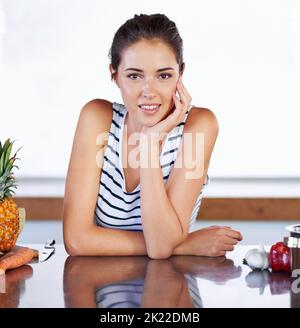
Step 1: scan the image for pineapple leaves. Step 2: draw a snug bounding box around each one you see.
[5,160,14,174]
[4,143,13,167]
[0,153,3,176]
[0,138,21,200]
[0,139,11,174]
[1,139,11,153]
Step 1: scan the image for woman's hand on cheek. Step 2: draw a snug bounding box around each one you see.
[141,77,192,140]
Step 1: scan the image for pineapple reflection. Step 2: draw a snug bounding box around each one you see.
[63,255,241,308]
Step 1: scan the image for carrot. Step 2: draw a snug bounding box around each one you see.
[0,247,35,275]
[13,245,39,259]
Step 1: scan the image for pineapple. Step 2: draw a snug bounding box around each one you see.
[0,138,23,252]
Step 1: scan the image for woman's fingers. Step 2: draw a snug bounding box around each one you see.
[220,237,239,252]
[176,79,191,114]
[203,225,220,230]
[205,225,232,230]
[223,236,239,246]
[224,228,243,241]
[222,244,235,252]
[178,78,192,103]
[172,92,181,114]
[172,91,187,124]
[204,225,243,241]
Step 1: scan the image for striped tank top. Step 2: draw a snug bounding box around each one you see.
[94,102,209,232]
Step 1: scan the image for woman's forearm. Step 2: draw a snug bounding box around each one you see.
[65,225,147,256]
[139,136,185,257]
[65,224,189,257]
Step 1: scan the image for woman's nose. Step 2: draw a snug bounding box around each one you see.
[141,78,157,95]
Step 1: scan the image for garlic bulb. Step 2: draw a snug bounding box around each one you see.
[244,244,269,270]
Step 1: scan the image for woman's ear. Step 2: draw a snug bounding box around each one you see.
[109,64,119,87]
[180,62,185,76]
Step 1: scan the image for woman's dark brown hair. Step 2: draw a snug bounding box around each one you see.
[108,13,184,81]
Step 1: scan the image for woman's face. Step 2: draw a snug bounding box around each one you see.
[111,39,183,128]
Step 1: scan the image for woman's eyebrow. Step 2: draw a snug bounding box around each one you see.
[124,67,175,72]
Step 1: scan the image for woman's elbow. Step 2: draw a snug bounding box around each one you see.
[147,247,172,260]
[146,234,186,259]
[63,226,86,256]
[63,236,81,256]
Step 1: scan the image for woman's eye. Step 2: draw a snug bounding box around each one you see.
[159,73,172,80]
[127,74,142,80]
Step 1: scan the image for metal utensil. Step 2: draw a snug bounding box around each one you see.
[40,239,56,262]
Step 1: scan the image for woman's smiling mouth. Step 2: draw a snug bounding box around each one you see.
[138,104,161,114]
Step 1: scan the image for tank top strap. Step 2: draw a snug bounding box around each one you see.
[112,102,126,123]
[111,102,127,141]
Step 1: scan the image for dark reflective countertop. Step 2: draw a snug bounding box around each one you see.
[0,244,299,308]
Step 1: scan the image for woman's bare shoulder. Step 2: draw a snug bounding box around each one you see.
[186,106,219,134]
[72,98,114,150]
[80,98,113,124]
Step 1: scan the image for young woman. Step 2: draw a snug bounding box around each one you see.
[63,13,243,259]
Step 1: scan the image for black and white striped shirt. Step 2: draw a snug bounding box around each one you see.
[94,102,209,231]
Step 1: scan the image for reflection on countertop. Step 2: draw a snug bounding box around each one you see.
[0,245,299,308]
[63,256,242,308]
[245,270,291,295]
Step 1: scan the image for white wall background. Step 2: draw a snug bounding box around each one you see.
[0,0,299,178]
